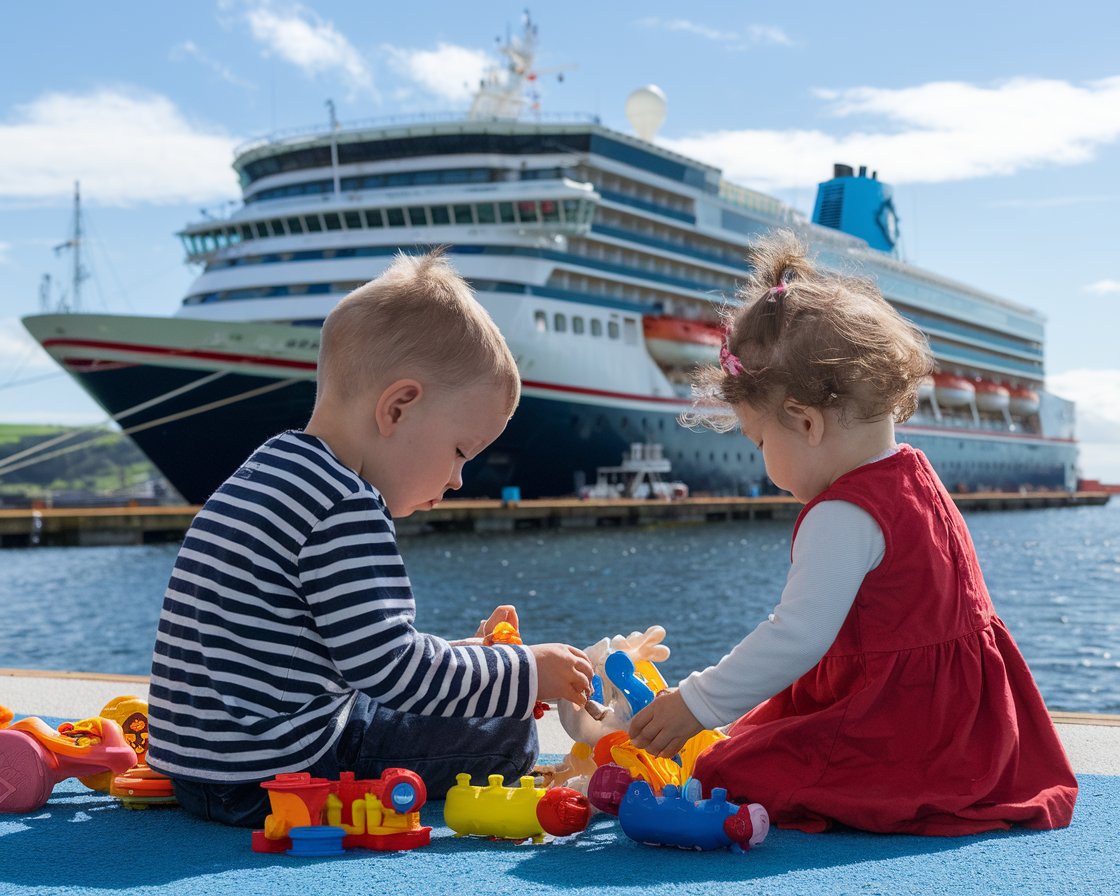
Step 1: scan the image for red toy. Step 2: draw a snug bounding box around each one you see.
[251,770,431,855]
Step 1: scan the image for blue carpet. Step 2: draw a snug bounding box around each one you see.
[0,738,1112,896]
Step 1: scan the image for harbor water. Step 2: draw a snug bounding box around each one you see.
[2,500,1117,714]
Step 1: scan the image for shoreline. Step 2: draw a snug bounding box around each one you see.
[3,667,1117,774]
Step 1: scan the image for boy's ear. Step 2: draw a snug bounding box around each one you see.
[782,397,826,447]
[374,379,423,435]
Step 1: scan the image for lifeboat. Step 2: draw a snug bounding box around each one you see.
[642,315,722,368]
[973,379,1010,413]
[932,373,975,408]
[917,375,935,402]
[1007,384,1041,416]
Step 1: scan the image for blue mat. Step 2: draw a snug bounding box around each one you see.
[0,752,1112,896]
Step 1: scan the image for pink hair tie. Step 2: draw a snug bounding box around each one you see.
[720,336,745,377]
[766,284,786,302]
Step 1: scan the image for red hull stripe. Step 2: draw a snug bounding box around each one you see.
[41,337,317,372]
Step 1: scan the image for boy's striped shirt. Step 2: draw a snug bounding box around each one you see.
[147,431,535,782]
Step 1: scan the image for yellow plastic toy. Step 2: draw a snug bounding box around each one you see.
[444,773,591,843]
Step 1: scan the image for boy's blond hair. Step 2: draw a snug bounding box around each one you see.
[315,248,520,411]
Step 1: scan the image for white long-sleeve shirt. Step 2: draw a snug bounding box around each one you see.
[678,500,885,730]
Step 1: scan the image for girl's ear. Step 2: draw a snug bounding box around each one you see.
[374,379,423,435]
[782,397,826,447]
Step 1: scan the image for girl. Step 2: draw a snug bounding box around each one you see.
[628,232,1077,835]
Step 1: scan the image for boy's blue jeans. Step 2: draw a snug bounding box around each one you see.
[171,692,539,827]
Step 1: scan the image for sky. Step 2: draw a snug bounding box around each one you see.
[1,1,1119,481]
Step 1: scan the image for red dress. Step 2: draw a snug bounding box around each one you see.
[692,445,1077,835]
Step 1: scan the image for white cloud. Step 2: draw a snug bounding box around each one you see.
[661,76,1120,190]
[1049,369,1120,482]
[0,318,56,374]
[636,18,792,46]
[0,89,240,205]
[171,40,256,90]
[1085,279,1120,295]
[0,241,10,265]
[384,43,493,104]
[243,2,373,96]
[1049,369,1120,440]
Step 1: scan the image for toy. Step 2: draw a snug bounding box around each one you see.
[483,620,551,719]
[557,626,671,746]
[111,764,177,809]
[78,695,151,792]
[251,769,431,855]
[444,773,591,843]
[618,779,769,853]
[0,709,138,814]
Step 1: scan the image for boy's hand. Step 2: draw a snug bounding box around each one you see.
[474,604,520,640]
[628,688,703,758]
[529,643,594,707]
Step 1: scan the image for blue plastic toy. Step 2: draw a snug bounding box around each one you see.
[603,651,656,715]
[617,779,769,853]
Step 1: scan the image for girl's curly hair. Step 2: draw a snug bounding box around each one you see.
[686,231,933,432]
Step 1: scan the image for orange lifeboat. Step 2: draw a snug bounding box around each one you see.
[917,374,935,402]
[932,373,975,408]
[973,379,1010,413]
[1007,384,1041,416]
[642,315,723,367]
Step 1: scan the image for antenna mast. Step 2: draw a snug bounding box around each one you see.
[53,181,88,312]
[468,11,539,121]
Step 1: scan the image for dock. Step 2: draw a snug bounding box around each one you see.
[0,490,1110,547]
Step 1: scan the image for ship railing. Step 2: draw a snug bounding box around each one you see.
[234,112,605,157]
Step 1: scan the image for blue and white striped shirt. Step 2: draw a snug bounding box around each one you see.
[147,431,536,782]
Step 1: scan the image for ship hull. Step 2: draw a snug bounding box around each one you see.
[28,312,1075,503]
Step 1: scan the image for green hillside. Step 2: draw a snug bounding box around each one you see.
[0,423,161,499]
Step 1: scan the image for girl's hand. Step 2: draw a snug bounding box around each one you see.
[474,604,520,640]
[628,688,703,758]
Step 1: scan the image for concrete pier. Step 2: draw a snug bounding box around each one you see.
[0,491,1110,547]
[1,668,1117,773]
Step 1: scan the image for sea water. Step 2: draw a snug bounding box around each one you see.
[2,501,1117,714]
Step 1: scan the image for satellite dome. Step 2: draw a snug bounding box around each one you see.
[625,85,667,141]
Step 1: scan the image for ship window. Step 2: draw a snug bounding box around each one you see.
[623,318,639,345]
[407,207,428,226]
[608,321,620,339]
[285,217,303,235]
[239,224,255,241]
[554,313,567,332]
[591,319,603,337]
[363,209,384,228]
[430,205,450,225]
[323,213,342,231]
[476,203,496,224]
[572,316,585,334]
[387,173,410,186]
[498,202,516,224]
[305,215,324,233]
[453,204,474,225]
[534,310,548,332]
[541,200,560,223]
[386,208,406,227]
[517,201,539,223]
[343,211,363,229]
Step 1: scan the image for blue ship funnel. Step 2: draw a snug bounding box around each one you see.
[812,164,899,253]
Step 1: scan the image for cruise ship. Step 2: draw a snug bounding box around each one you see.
[21,17,1077,503]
